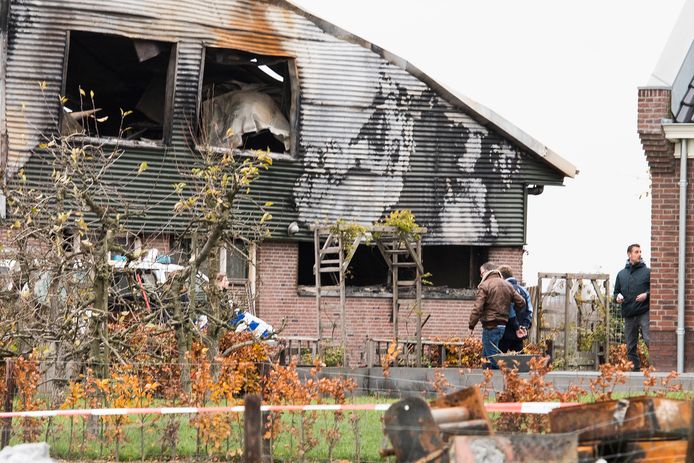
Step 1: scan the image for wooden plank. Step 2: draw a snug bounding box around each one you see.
[393,251,399,340]
[319,267,341,273]
[314,229,322,357]
[319,246,340,255]
[403,239,424,274]
[375,240,393,269]
[564,275,571,368]
[339,233,347,367]
[538,272,609,280]
[415,239,422,367]
[392,262,417,267]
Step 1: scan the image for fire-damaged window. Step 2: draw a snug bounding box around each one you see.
[297,243,388,287]
[297,243,487,293]
[62,31,176,143]
[422,246,487,289]
[199,47,296,155]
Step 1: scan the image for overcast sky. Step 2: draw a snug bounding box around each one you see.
[293,0,686,285]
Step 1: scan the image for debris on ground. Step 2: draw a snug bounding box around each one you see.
[382,386,692,462]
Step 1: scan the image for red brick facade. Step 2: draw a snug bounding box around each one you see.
[255,240,523,365]
[637,87,691,370]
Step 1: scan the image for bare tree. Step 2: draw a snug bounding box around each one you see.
[0,89,273,391]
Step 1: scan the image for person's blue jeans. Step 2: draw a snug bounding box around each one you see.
[482,325,506,369]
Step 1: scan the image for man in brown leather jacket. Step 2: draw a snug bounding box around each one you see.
[469,262,526,369]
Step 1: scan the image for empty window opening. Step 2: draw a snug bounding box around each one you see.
[422,246,487,289]
[63,31,175,142]
[298,243,388,287]
[345,245,389,287]
[222,241,249,281]
[200,48,294,153]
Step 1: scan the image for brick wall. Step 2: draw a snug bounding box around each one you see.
[488,247,524,282]
[142,234,171,254]
[637,87,690,370]
[256,241,524,365]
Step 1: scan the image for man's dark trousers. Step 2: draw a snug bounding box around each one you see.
[624,312,649,370]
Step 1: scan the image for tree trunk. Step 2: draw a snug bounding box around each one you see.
[90,228,113,377]
[171,277,191,394]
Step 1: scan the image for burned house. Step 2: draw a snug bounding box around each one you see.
[0,0,577,363]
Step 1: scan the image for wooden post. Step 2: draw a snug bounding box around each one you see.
[533,276,542,344]
[564,276,570,369]
[314,229,322,359]
[244,394,262,463]
[415,239,422,367]
[1,359,15,449]
[393,249,399,342]
[339,234,347,367]
[605,278,611,365]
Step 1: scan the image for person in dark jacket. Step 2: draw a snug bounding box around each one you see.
[614,243,650,371]
[497,265,533,353]
[469,262,526,369]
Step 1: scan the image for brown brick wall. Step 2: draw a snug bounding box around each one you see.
[255,241,524,365]
[142,234,171,254]
[637,87,693,370]
[488,247,524,282]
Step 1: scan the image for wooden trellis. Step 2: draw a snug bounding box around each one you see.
[534,273,611,370]
[312,223,426,367]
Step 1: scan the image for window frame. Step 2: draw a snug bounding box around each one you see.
[195,45,299,159]
[296,242,485,299]
[60,30,178,147]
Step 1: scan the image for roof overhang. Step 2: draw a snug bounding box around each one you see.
[662,122,694,140]
[279,0,579,179]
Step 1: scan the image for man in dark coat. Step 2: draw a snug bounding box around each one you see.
[497,265,533,353]
[469,262,526,369]
[614,243,650,371]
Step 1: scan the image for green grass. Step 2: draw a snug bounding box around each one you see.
[10,391,693,461]
[8,395,397,462]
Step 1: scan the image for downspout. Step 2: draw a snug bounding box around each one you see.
[677,139,688,373]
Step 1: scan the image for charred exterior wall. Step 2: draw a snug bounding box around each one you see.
[3,0,565,246]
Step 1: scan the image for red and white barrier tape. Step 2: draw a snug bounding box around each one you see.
[484,402,578,414]
[0,402,578,419]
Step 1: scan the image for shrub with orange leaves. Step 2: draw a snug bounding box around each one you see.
[14,352,43,442]
[431,337,483,368]
[495,356,584,432]
[381,341,402,378]
[433,369,452,397]
[90,364,160,459]
[108,322,182,399]
[609,343,649,370]
[261,359,356,460]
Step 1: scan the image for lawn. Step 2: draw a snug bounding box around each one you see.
[8,396,396,462]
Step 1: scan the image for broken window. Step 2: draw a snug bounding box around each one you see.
[298,243,487,290]
[199,47,295,154]
[62,31,176,142]
[297,242,388,287]
[422,246,487,289]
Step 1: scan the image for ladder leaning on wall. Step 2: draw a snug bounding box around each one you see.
[312,223,426,368]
